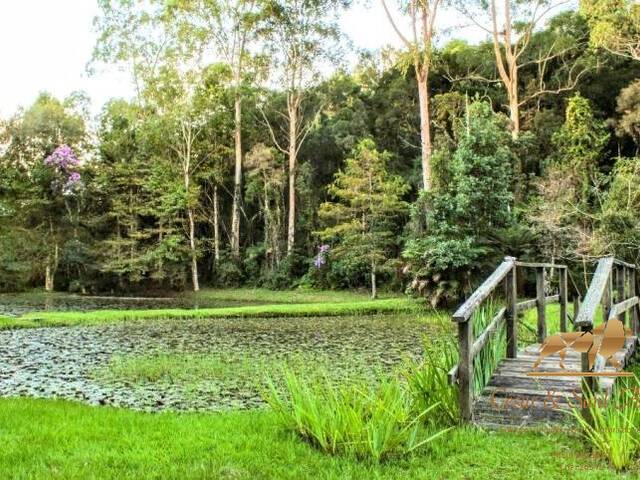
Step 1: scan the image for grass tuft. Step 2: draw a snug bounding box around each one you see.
[571,377,640,471]
[263,365,452,463]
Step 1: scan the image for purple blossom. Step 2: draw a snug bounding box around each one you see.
[67,171,81,184]
[313,244,330,269]
[45,145,83,196]
[45,145,80,171]
[314,255,326,268]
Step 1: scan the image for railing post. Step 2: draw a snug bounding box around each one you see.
[602,270,613,323]
[559,267,568,332]
[458,320,473,422]
[617,265,627,325]
[536,267,546,343]
[631,267,639,336]
[573,296,581,330]
[505,264,517,358]
[581,323,596,424]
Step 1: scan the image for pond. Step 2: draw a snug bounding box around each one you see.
[0,314,434,412]
[0,293,261,317]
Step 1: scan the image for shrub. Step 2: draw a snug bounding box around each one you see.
[263,366,451,463]
[571,378,640,471]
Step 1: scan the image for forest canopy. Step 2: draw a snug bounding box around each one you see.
[2,0,640,303]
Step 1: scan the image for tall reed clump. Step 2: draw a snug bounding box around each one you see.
[471,299,505,394]
[402,315,460,426]
[571,377,640,471]
[263,366,452,463]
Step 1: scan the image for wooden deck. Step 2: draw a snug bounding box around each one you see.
[473,337,638,428]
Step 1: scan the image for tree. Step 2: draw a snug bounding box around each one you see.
[456,2,590,139]
[172,0,266,258]
[381,0,443,191]
[92,0,178,99]
[551,93,609,205]
[245,143,285,269]
[582,0,640,61]
[0,93,87,292]
[592,157,640,264]
[615,79,640,146]
[404,102,514,305]
[261,0,347,255]
[530,94,609,285]
[317,139,409,298]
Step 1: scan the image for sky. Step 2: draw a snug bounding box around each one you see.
[0,1,486,119]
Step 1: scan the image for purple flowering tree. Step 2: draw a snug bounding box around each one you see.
[44,145,83,196]
[42,145,83,291]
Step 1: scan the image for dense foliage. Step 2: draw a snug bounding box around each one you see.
[2,4,640,304]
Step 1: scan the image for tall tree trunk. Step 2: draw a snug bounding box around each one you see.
[416,65,432,191]
[182,141,199,293]
[231,92,242,258]
[287,96,298,255]
[45,243,58,292]
[371,262,377,299]
[188,207,199,292]
[508,62,520,139]
[213,184,220,263]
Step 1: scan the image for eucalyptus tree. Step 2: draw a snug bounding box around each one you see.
[261,0,348,255]
[93,0,179,99]
[455,1,590,140]
[170,0,267,258]
[144,64,229,291]
[381,0,443,191]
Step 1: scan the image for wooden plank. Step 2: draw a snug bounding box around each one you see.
[536,267,546,343]
[575,257,614,328]
[516,261,567,270]
[452,257,516,322]
[559,268,568,332]
[516,295,559,312]
[613,258,635,269]
[608,297,639,321]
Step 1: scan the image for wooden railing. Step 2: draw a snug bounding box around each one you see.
[574,257,639,391]
[448,256,572,421]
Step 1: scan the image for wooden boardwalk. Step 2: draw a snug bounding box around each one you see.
[473,337,638,428]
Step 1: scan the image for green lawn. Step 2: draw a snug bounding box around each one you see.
[189,287,396,304]
[0,397,629,480]
[0,298,421,330]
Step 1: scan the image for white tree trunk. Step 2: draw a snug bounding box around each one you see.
[44,243,58,292]
[188,207,199,292]
[287,98,298,255]
[231,93,242,258]
[416,66,432,191]
[213,184,220,263]
[371,262,377,299]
